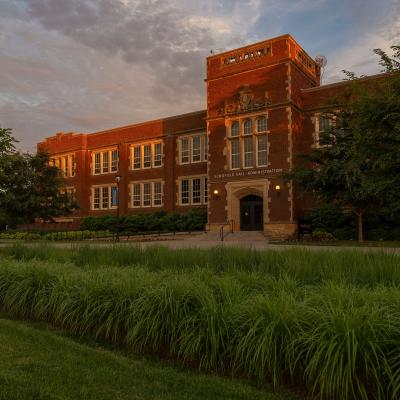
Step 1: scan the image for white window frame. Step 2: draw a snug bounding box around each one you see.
[92,149,118,175]
[315,112,336,148]
[179,134,207,165]
[131,142,163,170]
[256,134,268,167]
[130,181,164,208]
[178,176,208,206]
[91,185,118,210]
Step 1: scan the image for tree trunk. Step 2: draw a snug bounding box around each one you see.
[357,211,364,243]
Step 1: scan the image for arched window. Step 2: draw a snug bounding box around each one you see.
[243,119,252,135]
[231,121,240,137]
[257,116,267,133]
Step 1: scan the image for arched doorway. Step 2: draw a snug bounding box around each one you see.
[240,195,263,231]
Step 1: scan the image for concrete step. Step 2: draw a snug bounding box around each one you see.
[185,231,268,242]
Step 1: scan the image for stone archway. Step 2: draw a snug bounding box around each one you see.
[225,179,269,231]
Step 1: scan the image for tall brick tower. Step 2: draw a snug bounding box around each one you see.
[206,34,320,239]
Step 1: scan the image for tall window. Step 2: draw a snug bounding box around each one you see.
[130,181,164,208]
[257,135,267,166]
[102,151,109,173]
[231,138,240,169]
[71,155,76,176]
[316,113,335,147]
[154,143,162,167]
[111,150,118,172]
[181,179,190,204]
[143,182,151,206]
[244,137,253,167]
[92,149,118,175]
[180,138,190,164]
[179,134,207,164]
[132,142,163,169]
[228,115,267,170]
[192,136,201,162]
[179,176,207,206]
[91,185,118,210]
[94,153,101,174]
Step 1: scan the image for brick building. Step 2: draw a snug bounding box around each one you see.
[37,34,383,239]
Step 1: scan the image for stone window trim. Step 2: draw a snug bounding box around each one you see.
[178,133,208,165]
[129,180,164,209]
[227,114,269,138]
[91,148,119,176]
[177,175,208,206]
[90,184,118,210]
[130,141,164,170]
[50,153,76,178]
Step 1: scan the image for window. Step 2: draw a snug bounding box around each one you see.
[154,143,162,167]
[143,144,151,168]
[111,150,118,172]
[133,146,141,169]
[131,142,163,169]
[91,185,118,209]
[93,188,100,209]
[71,155,76,176]
[180,138,190,164]
[257,116,267,133]
[243,119,252,135]
[179,134,207,164]
[181,179,190,204]
[102,151,109,173]
[257,135,267,166]
[93,149,118,175]
[192,136,201,162]
[231,138,240,169]
[143,182,151,206]
[231,121,240,137]
[111,186,118,207]
[102,187,109,209]
[244,137,253,167]
[153,182,162,206]
[130,181,164,208]
[133,184,141,207]
[94,153,101,174]
[64,156,69,177]
[179,176,207,206]
[192,178,201,204]
[228,115,267,170]
[318,114,332,133]
[316,113,335,147]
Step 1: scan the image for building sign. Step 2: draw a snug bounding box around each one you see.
[213,168,283,180]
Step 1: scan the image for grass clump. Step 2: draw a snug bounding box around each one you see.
[1,244,400,399]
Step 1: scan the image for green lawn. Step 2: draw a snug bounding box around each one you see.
[0,317,293,400]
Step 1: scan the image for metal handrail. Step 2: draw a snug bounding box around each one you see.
[219,220,234,241]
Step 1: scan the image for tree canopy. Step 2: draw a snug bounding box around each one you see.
[286,46,400,242]
[0,128,76,228]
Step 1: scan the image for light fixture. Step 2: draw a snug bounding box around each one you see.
[213,189,219,195]
[275,185,281,193]
[115,175,121,183]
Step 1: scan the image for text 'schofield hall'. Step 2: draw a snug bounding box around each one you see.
[37,34,385,240]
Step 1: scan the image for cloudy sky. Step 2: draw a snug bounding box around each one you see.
[0,0,399,151]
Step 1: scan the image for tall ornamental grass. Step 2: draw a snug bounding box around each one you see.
[1,245,400,399]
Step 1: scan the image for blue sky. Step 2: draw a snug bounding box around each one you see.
[0,0,398,150]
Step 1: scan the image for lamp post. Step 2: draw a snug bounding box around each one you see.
[115,175,121,242]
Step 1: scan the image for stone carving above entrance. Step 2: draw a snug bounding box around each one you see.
[220,86,271,116]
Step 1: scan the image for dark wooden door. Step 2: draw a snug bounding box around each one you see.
[240,195,263,231]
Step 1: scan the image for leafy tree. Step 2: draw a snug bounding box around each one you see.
[0,129,76,227]
[286,46,400,242]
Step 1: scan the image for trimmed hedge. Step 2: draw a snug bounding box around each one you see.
[80,209,207,234]
[0,230,112,241]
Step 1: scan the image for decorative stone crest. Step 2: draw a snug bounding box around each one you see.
[219,87,271,116]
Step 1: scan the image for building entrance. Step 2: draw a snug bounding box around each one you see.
[240,195,263,231]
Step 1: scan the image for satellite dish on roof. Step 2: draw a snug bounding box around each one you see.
[315,54,327,68]
[315,54,327,83]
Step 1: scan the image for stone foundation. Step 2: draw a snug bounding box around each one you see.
[264,222,297,241]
